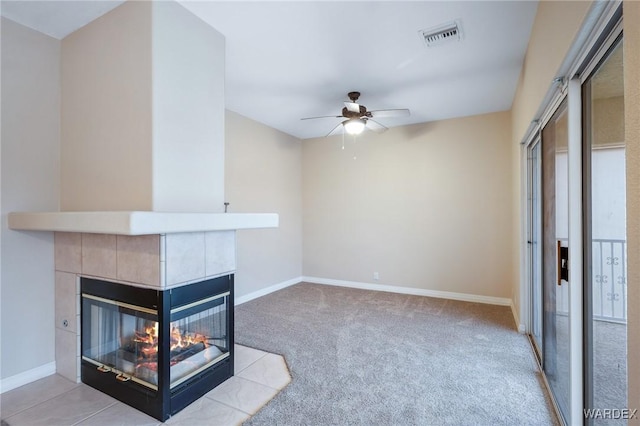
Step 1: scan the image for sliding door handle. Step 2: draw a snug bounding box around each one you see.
[557,240,569,285]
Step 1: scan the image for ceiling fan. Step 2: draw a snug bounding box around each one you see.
[301,92,410,137]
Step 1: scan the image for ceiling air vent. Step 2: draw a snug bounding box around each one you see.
[419,21,463,47]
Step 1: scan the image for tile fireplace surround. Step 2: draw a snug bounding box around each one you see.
[7,211,278,384]
[53,230,239,384]
[7,211,280,421]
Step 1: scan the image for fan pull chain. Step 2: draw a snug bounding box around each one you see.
[352,134,357,160]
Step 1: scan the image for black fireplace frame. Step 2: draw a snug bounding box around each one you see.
[80,275,234,421]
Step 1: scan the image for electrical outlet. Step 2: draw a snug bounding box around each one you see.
[373,272,379,280]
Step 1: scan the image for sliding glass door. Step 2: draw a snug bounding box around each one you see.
[582,37,626,423]
[539,100,571,423]
[528,99,571,422]
[527,19,626,425]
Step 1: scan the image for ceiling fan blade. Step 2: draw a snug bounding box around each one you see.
[365,118,388,133]
[344,102,360,113]
[301,115,342,121]
[326,122,344,137]
[368,108,410,118]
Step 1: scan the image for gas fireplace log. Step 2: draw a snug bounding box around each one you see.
[133,345,225,387]
[170,342,206,364]
[121,341,208,364]
[122,341,157,358]
[170,345,224,384]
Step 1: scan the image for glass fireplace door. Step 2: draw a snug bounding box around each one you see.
[82,295,161,389]
[82,287,230,391]
[80,275,234,422]
[168,293,230,388]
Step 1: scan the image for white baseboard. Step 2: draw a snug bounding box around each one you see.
[302,276,512,306]
[0,361,56,394]
[511,300,526,333]
[235,277,302,306]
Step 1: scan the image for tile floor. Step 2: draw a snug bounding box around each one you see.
[0,345,290,426]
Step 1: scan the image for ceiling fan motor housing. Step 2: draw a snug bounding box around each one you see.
[341,105,367,118]
[347,91,361,102]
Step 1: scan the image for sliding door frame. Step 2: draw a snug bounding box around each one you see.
[526,133,542,362]
[525,87,578,424]
[520,3,623,424]
[579,25,624,423]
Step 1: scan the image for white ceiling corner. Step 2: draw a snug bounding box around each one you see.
[1,0,539,140]
[1,0,125,39]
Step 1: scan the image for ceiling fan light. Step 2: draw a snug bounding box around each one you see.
[344,118,365,135]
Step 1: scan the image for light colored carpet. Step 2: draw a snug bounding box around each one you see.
[235,283,558,425]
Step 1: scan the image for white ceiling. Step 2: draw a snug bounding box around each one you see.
[0,1,126,39]
[1,1,539,140]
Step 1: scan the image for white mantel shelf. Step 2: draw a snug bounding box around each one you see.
[8,211,279,235]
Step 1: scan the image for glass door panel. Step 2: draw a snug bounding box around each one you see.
[583,37,626,422]
[541,100,570,423]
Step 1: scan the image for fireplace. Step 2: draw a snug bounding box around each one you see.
[80,275,234,421]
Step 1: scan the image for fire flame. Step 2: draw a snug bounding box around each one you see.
[133,322,208,360]
[170,325,207,350]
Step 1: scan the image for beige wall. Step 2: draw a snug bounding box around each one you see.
[225,111,303,299]
[303,112,513,298]
[624,0,640,419]
[61,1,154,211]
[1,18,60,379]
[510,0,592,323]
[511,1,593,143]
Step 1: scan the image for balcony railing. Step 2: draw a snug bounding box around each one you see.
[556,239,627,323]
[592,239,627,322]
